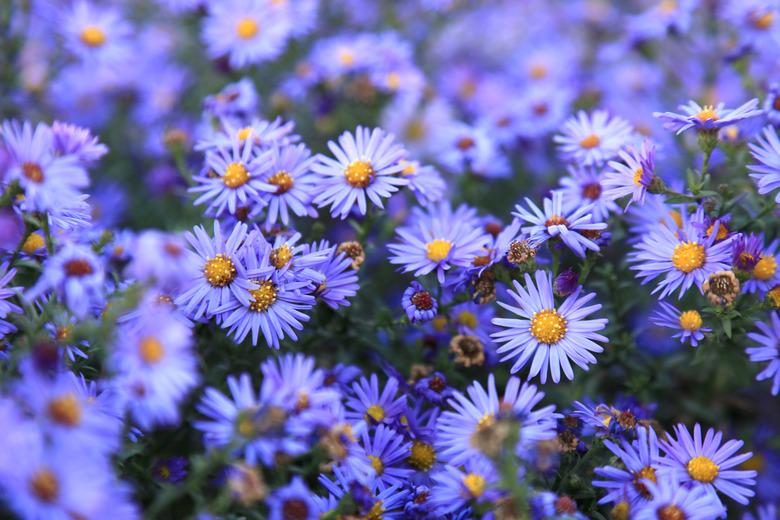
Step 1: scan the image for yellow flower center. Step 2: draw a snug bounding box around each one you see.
[47,393,82,426]
[365,404,385,423]
[204,254,237,287]
[695,106,719,122]
[671,242,705,273]
[338,49,355,66]
[632,466,657,498]
[223,162,250,188]
[476,413,495,431]
[754,255,777,281]
[408,441,436,471]
[668,210,683,228]
[426,239,452,262]
[545,215,568,227]
[706,222,729,241]
[611,501,630,520]
[386,72,401,90]
[633,167,645,186]
[365,500,384,520]
[657,505,686,520]
[236,127,253,141]
[236,18,259,40]
[22,233,44,253]
[529,63,548,79]
[768,285,780,309]
[399,160,416,176]
[267,170,294,194]
[139,336,165,364]
[80,25,106,48]
[270,245,293,269]
[458,310,478,329]
[678,310,703,331]
[249,280,277,312]
[687,455,719,483]
[344,160,374,188]
[580,133,600,149]
[530,309,567,344]
[30,468,59,503]
[368,455,384,475]
[22,162,44,183]
[751,11,775,30]
[462,473,487,498]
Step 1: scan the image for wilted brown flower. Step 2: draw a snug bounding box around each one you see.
[703,270,740,305]
[473,269,496,304]
[336,241,365,270]
[506,239,536,265]
[449,334,485,367]
[228,463,267,506]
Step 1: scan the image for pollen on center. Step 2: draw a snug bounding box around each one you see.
[530,308,567,344]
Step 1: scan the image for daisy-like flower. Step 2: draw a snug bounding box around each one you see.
[1,120,89,215]
[388,203,490,283]
[559,165,619,222]
[650,302,710,347]
[251,144,319,228]
[218,242,315,348]
[603,140,656,208]
[318,466,408,519]
[345,374,407,426]
[111,305,199,430]
[554,110,633,167]
[266,477,318,520]
[512,190,607,258]
[748,126,780,205]
[360,425,413,490]
[743,238,779,294]
[746,312,780,396]
[259,231,330,284]
[190,134,274,217]
[0,264,22,341]
[435,373,558,466]
[654,99,762,134]
[304,241,359,310]
[197,117,299,152]
[491,270,608,383]
[124,230,191,293]
[50,121,108,164]
[201,0,292,68]
[402,281,438,323]
[175,221,262,320]
[630,208,735,299]
[631,476,726,520]
[312,126,408,219]
[428,458,500,516]
[26,243,105,319]
[59,0,132,66]
[398,160,446,207]
[659,423,757,505]
[593,426,662,506]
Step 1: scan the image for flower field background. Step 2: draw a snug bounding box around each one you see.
[1,0,780,519]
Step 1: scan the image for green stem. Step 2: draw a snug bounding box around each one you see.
[41,214,54,255]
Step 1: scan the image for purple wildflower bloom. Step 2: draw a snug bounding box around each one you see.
[603,140,656,208]
[345,374,407,426]
[59,0,132,66]
[429,457,501,516]
[312,126,408,219]
[554,110,633,167]
[267,476,318,520]
[402,281,438,323]
[0,264,22,341]
[733,233,765,272]
[304,241,359,310]
[512,190,607,258]
[559,165,619,222]
[650,302,710,347]
[491,270,608,383]
[743,239,779,295]
[413,371,452,405]
[360,424,413,490]
[151,457,188,484]
[659,423,757,506]
[50,121,108,164]
[748,126,780,204]
[593,426,662,506]
[746,312,780,396]
[654,99,763,134]
[631,475,726,520]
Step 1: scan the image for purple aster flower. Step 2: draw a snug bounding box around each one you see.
[659,423,757,505]
[554,110,633,167]
[388,203,490,284]
[312,126,408,219]
[631,475,726,520]
[191,134,274,217]
[554,268,579,298]
[194,373,309,465]
[203,78,259,120]
[26,243,105,319]
[654,99,763,134]
[174,221,262,320]
[266,476,318,520]
[650,302,710,347]
[258,231,330,284]
[250,143,319,228]
[124,231,191,293]
[491,270,608,383]
[398,160,446,207]
[1,120,89,215]
[603,140,656,208]
[744,239,779,295]
[593,426,662,506]
[59,0,132,66]
[345,374,407,426]
[198,117,299,152]
[0,264,21,341]
[429,458,500,516]
[304,241,359,310]
[402,281,438,323]
[50,121,108,164]
[749,126,780,205]
[434,121,510,178]
[469,219,525,275]
[413,371,452,405]
[201,0,292,68]
[629,208,735,299]
[512,190,607,258]
[733,233,765,272]
[111,304,198,430]
[318,466,408,519]
[746,312,780,396]
[360,424,413,490]
[435,374,558,466]
[217,243,315,348]
[151,457,188,484]
[559,165,619,222]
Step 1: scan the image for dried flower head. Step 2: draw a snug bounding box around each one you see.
[703,270,740,305]
[449,334,485,367]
